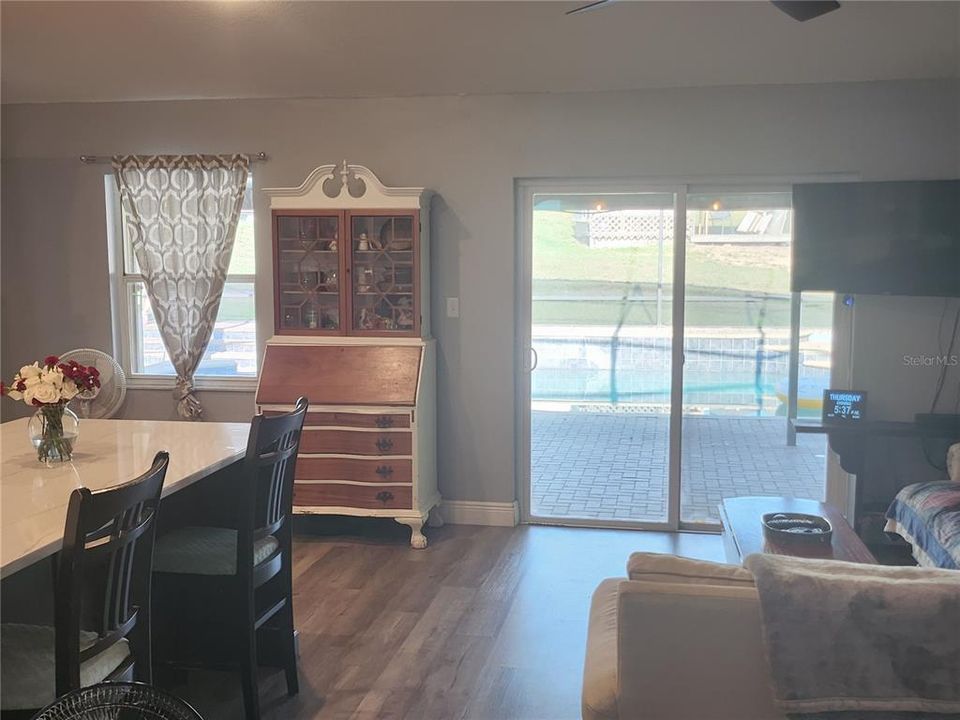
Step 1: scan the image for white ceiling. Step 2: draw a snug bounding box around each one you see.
[2,1,958,105]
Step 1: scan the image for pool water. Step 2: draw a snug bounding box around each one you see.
[531,334,830,417]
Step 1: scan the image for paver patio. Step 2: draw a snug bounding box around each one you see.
[531,410,827,523]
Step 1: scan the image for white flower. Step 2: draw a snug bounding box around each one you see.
[61,383,79,401]
[19,363,40,380]
[22,385,36,406]
[7,389,23,401]
[31,382,60,405]
[23,375,41,389]
[41,369,63,388]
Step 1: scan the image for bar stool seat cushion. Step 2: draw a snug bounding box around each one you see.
[153,526,279,576]
[0,623,130,710]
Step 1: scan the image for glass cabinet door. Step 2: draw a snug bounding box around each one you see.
[275,213,342,333]
[349,213,418,334]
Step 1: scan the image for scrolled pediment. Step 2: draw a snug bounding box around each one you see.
[264,161,427,210]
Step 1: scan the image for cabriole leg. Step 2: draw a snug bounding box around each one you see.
[396,516,428,549]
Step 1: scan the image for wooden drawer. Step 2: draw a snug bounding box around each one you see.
[300,429,412,456]
[265,410,410,429]
[296,457,412,484]
[309,412,410,429]
[293,482,413,510]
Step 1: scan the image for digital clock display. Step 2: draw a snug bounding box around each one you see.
[822,390,867,424]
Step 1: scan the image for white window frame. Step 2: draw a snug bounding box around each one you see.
[106,175,259,392]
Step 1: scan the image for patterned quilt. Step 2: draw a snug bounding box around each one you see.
[886,481,960,569]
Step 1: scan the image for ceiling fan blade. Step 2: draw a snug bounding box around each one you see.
[566,0,614,16]
[771,1,841,22]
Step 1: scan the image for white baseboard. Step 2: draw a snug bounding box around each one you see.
[441,500,519,527]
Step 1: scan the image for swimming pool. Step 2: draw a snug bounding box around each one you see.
[531,333,830,417]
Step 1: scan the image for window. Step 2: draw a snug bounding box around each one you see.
[109,176,257,387]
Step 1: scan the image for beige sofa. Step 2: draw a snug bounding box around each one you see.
[582,553,784,720]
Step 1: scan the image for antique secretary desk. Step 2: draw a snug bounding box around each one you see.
[256,162,439,548]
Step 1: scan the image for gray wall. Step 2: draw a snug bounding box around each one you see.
[852,295,960,421]
[2,79,959,504]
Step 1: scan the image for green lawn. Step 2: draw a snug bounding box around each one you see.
[532,301,830,328]
[219,213,257,322]
[531,211,831,327]
[227,213,256,275]
[217,295,254,322]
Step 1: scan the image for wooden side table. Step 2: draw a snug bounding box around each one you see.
[719,496,877,566]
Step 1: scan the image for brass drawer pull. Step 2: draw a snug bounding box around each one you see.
[375,415,395,428]
[375,490,394,504]
[375,437,394,452]
[375,465,394,477]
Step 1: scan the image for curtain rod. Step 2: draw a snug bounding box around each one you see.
[79,152,268,164]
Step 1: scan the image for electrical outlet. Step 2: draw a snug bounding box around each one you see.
[446,297,460,318]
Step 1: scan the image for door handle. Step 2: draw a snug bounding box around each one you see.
[529,347,539,372]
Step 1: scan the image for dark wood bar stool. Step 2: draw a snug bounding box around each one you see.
[0,452,170,717]
[152,398,308,720]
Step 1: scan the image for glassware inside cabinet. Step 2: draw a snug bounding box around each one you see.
[350,215,417,333]
[276,214,341,332]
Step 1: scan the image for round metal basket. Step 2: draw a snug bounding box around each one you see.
[32,682,203,720]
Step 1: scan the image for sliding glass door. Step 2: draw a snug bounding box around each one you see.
[679,191,828,525]
[519,182,828,529]
[526,189,679,526]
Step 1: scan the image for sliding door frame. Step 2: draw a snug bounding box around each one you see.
[516,178,687,531]
[679,183,794,531]
[516,174,856,532]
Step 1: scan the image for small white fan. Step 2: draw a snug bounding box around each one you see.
[59,348,127,419]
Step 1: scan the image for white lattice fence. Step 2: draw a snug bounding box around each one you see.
[575,210,695,248]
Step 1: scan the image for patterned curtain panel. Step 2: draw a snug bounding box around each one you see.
[114,154,250,419]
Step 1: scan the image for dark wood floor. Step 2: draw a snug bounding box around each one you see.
[178,521,724,720]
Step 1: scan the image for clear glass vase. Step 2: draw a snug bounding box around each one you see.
[28,404,79,465]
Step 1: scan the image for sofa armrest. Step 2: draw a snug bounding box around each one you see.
[627,552,755,586]
[616,581,783,720]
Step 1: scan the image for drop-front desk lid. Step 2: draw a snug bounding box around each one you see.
[256,342,422,407]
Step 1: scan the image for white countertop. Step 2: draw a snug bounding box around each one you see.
[0,418,250,579]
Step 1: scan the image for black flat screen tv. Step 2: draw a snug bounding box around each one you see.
[792,180,960,297]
